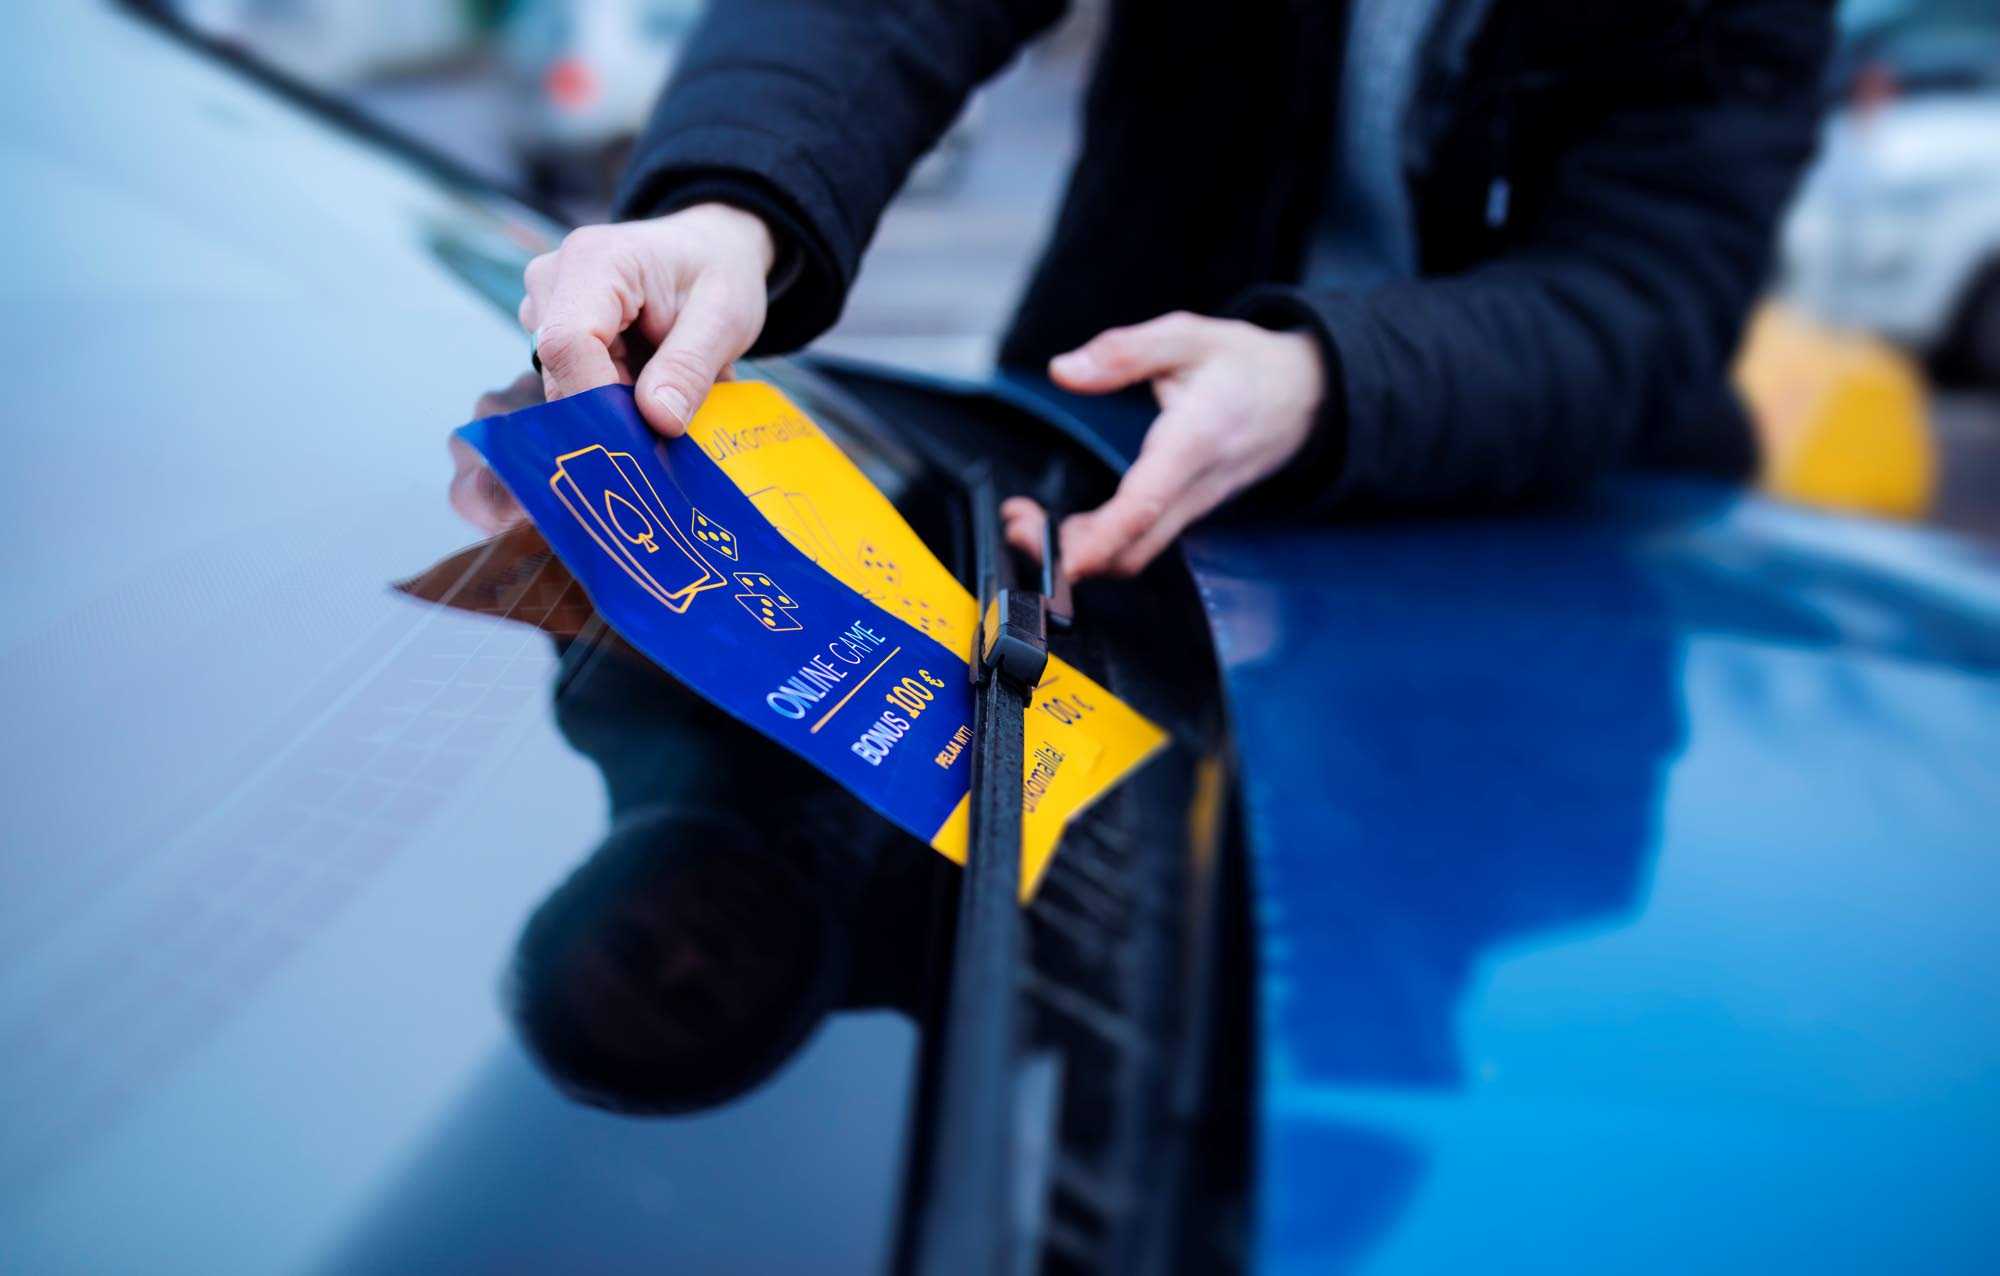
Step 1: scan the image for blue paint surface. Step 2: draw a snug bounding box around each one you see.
[1181,486,2000,1272]
[824,362,2000,1270]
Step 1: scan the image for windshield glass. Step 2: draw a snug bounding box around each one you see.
[0,6,942,1270]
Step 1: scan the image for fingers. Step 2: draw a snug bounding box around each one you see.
[633,271,761,437]
[1059,411,1220,578]
[1006,483,1206,582]
[447,435,525,534]
[519,212,774,424]
[534,323,624,401]
[473,370,545,419]
[1001,496,1049,563]
[1076,475,1223,578]
[517,252,551,332]
[1035,316,1322,581]
[1049,311,1210,395]
[529,230,641,401]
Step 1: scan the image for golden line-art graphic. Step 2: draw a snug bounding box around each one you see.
[856,538,901,588]
[549,444,726,614]
[809,644,903,734]
[605,491,658,553]
[690,507,739,561]
[733,571,802,633]
[747,485,841,566]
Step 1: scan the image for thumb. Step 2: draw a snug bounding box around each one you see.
[1049,311,1209,395]
[634,273,762,437]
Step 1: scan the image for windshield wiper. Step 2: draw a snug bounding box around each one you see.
[905,465,1058,1276]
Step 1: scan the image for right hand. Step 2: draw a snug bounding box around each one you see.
[521,202,776,436]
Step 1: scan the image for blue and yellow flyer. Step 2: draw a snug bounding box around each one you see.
[457,381,1166,897]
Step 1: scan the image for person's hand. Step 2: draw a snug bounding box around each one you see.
[1001,312,1325,580]
[521,202,776,436]
[449,371,544,533]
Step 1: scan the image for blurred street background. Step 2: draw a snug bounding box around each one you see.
[177,0,2000,536]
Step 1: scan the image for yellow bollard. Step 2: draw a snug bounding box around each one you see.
[1733,302,1936,519]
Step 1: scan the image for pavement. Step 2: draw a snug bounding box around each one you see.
[1932,393,2000,540]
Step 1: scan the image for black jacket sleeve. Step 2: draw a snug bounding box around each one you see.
[1236,0,1833,513]
[614,0,1067,355]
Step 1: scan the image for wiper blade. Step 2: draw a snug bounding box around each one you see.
[908,465,1050,1276]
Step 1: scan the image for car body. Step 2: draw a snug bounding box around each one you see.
[167,0,472,83]
[3,4,1998,1273]
[496,0,698,196]
[1782,98,2000,356]
[1021,378,2000,1270]
[492,0,977,206]
[1778,2,2000,378]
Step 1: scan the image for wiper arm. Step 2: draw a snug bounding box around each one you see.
[908,465,1051,1276]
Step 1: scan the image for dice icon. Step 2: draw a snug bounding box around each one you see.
[897,594,941,635]
[733,571,801,632]
[691,508,738,561]
[857,540,900,587]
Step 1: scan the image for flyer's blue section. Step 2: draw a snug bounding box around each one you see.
[457,385,973,842]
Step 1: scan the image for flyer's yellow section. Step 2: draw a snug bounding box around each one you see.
[686,381,1167,897]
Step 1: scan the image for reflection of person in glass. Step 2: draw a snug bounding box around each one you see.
[1237,527,1686,1269]
[509,635,943,1116]
[435,373,943,1116]
[509,806,832,1114]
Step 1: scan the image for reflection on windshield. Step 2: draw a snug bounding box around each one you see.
[511,806,836,1115]
[397,521,944,1119]
[517,641,943,1116]
[424,219,544,324]
[1191,522,1683,1267]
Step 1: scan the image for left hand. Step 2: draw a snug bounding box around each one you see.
[1002,311,1324,580]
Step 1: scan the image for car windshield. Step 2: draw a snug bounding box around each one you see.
[0,6,948,1271]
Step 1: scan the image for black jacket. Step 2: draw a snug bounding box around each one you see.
[616,0,1833,513]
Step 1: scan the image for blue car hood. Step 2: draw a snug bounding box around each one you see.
[996,369,2000,1272]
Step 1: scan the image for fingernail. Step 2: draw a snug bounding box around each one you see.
[1051,352,1094,378]
[655,386,690,425]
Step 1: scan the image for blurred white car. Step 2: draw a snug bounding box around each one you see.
[1779,9,2000,382]
[499,0,702,200]
[496,0,979,207]
[172,0,473,82]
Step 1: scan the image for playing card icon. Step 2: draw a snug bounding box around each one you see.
[690,508,738,561]
[733,571,802,633]
[606,491,660,553]
[747,487,839,565]
[548,444,725,614]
